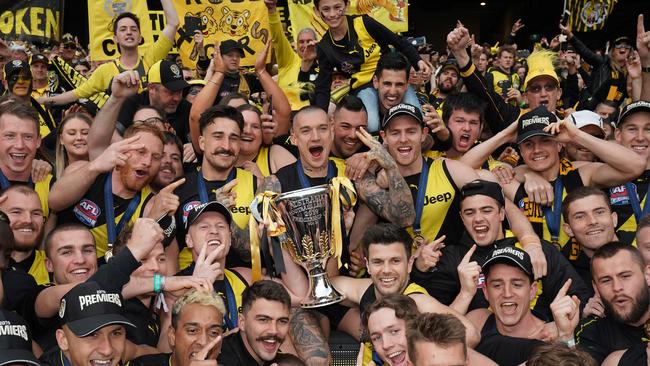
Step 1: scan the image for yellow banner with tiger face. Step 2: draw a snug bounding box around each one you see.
[172,0,270,68]
[287,0,408,41]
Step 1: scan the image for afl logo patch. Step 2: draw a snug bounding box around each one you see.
[74,199,101,227]
[183,201,202,225]
[609,185,633,206]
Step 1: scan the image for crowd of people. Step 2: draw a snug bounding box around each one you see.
[0,0,650,365]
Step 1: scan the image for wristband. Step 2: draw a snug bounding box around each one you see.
[519,235,542,248]
[207,78,219,86]
[153,274,162,294]
[160,275,166,291]
[642,67,650,73]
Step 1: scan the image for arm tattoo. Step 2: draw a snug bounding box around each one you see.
[289,308,331,365]
[358,167,415,227]
[230,223,252,263]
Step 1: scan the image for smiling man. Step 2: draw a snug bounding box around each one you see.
[129,289,226,366]
[41,282,135,366]
[218,280,291,365]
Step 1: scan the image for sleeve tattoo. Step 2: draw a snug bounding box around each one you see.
[357,167,415,228]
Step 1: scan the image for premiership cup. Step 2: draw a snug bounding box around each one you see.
[254,185,345,308]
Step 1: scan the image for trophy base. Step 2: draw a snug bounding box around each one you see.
[300,271,346,308]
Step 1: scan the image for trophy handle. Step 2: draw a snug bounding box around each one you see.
[250,196,263,223]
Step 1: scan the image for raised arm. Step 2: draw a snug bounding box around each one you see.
[354,129,415,228]
[545,120,646,187]
[48,136,144,211]
[460,121,518,169]
[254,39,291,136]
[160,0,179,41]
[88,71,141,160]
[637,14,650,101]
[189,48,226,152]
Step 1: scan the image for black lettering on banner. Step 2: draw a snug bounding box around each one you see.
[0,0,62,43]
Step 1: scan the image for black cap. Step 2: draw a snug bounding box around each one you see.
[58,282,135,337]
[381,103,424,129]
[220,40,245,57]
[0,309,39,366]
[3,59,31,79]
[436,59,460,77]
[482,246,534,282]
[516,106,557,144]
[460,180,505,207]
[613,36,632,47]
[30,54,48,66]
[184,201,232,230]
[148,60,190,92]
[618,101,650,127]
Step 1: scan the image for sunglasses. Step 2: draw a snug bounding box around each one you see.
[133,117,164,125]
[526,84,558,94]
[63,44,76,50]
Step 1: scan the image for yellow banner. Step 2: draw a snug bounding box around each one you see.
[87,0,154,61]
[172,0,270,68]
[288,0,408,41]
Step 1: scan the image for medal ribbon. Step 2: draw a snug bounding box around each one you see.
[542,178,563,244]
[413,158,430,235]
[197,169,236,203]
[104,172,141,248]
[625,182,649,222]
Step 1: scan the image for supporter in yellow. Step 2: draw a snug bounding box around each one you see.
[1,185,49,285]
[265,0,319,110]
[30,54,51,100]
[39,0,179,107]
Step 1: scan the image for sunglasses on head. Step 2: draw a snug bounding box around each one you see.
[133,117,164,126]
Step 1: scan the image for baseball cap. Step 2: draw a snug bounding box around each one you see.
[381,103,424,129]
[148,60,190,92]
[618,101,650,127]
[524,50,560,91]
[58,282,134,337]
[569,110,605,137]
[0,309,39,366]
[613,36,632,48]
[61,33,75,45]
[184,201,232,230]
[3,59,31,79]
[30,54,48,66]
[482,246,534,282]
[516,106,557,144]
[219,39,245,57]
[460,180,505,207]
[436,59,459,77]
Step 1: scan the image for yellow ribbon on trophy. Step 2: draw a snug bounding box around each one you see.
[249,191,286,282]
[330,177,358,266]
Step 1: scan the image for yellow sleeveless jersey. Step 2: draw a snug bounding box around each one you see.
[255,146,272,177]
[488,68,521,96]
[406,158,459,243]
[36,174,53,218]
[223,269,247,317]
[352,16,382,90]
[88,185,154,258]
[27,249,49,286]
[514,159,584,248]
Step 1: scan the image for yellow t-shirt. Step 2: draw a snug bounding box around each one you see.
[73,35,173,99]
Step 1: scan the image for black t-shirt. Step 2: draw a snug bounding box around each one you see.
[130,353,171,366]
[216,72,261,105]
[218,332,261,366]
[576,315,645,363]
[476,313,545,366]
[123,298,160,347]
[620,342,648,366]
[412,238,591,320]
[117,91,192,143]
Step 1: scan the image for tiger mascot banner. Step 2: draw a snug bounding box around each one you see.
[173,1,270,68]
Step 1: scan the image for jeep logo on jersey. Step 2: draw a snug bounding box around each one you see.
[423,192,452,206]
[183,201,202,225]
[73,199,101,227]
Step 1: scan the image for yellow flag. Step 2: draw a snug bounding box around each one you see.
[172,1,270,68]
[568,0,617,32]
[288,0,408,41]
[87,0,154,61]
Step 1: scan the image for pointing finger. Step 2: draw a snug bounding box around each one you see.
[638,14,645,35]
[220,179,238,193]
[461,244,477,264]
[554,278,572,301]
[193,334,222,360]
[160,178,186,193]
